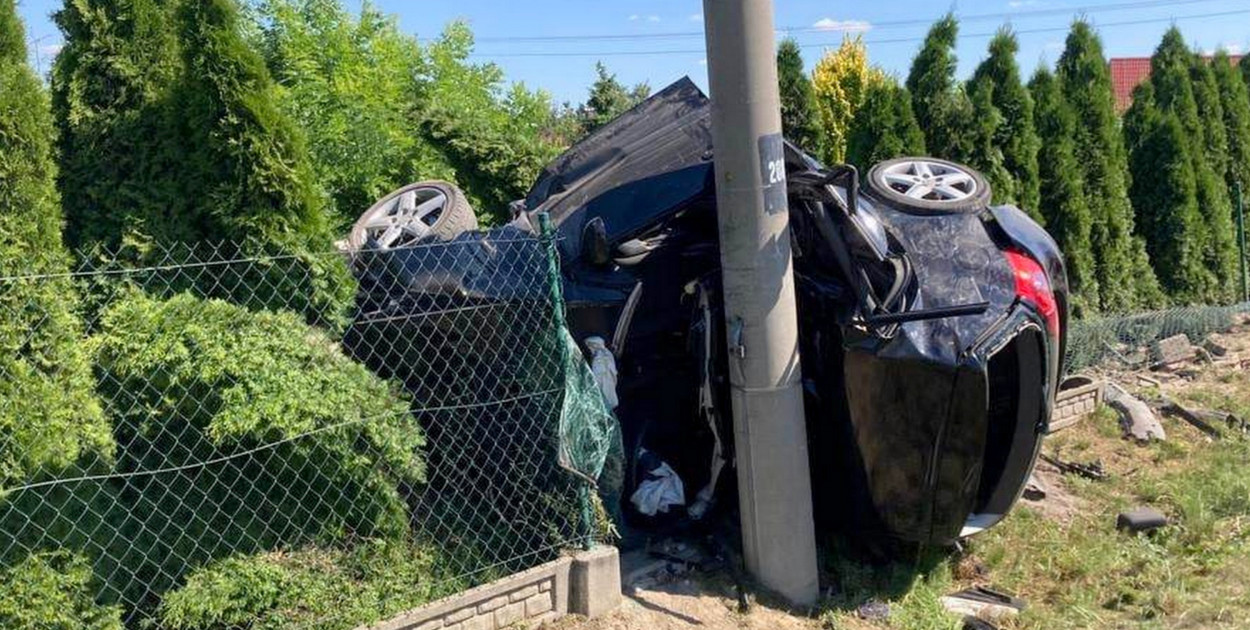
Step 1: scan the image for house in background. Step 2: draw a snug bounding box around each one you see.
[1111,54,1245,113]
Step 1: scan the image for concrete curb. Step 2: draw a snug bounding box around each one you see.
[360,546,620,630]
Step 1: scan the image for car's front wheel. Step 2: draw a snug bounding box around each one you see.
[865,157,991,214]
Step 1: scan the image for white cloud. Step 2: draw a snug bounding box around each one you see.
[1225,42,1245,55]
[629,13,661,23]
[697,58,708,66]
[39,44,64,56]
[811,18,872,33]
[647,15,661,23]
[689,13,702,23]
[1008,0,1041,7]
[628,14,640,21]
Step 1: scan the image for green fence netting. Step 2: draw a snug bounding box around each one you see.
[0,223,619,629]
[1064,301,1250,374]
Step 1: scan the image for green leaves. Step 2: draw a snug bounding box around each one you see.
[0,0,110,488]
[778,38,824,157]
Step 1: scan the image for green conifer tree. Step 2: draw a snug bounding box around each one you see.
[1149,28,1238,300]
[1057,20,1162,310]
[1029,67,1099,315]
[906,15,975,163]
[968,29,1042,217]
[0,0,111,485]
[170,0,354,325]
[777,38,823,156]
[51,0,183,249]
[846,78,926,173]
[1212,50,1250,193]
[1124,81,1212,302]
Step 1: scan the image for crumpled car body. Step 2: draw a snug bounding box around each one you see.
[351,78,1068,546]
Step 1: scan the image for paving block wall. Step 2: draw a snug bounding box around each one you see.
[1050,378,1104,433]
[363,546,620,630]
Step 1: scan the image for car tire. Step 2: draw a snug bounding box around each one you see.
[348,181,478,251]
[865,157,991,214]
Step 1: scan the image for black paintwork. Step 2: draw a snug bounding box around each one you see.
[353,78,1068,546]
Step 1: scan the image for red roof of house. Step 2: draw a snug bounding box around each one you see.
[1110,54,1245,113]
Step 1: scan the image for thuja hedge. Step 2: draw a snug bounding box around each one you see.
[2,292,425,623]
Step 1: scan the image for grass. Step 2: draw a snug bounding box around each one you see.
[816,358,1250,629]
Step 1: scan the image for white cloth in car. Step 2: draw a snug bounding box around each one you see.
[630,450,685,516]
[583,336,619,409]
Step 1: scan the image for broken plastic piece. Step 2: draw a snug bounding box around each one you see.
[939,586,1025,621]
[583,336,618,409]
[630,449,685,516]
[1117,506,1168,533]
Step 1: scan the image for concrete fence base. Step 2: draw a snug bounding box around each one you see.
[361,546,621,630]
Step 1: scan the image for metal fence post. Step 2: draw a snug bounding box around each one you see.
[536,212,594,549]
[1236,182,1247,303]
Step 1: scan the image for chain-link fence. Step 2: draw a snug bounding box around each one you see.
[1064,301,1250,374]
[0,224,619,629]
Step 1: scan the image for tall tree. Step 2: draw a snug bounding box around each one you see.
[777,38,823,156]
[1212,49,1250,192]
[0,0,110,485]
[846,77,926,173]
[1241,52,1250,88]
[1056,20,1162,310]
[578,62,648,135]
[156,0,352,325]
[51,0,183,249]
[967,29,1042,218]
[255,0,455,225]
[812,35,882,164]
[1029,67,1098,314]
[1148,28,1238,300]
[905,14,974,163]
[1123,81,1212,302]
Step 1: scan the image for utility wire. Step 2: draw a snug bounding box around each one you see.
[458,0,1221,45]
[467,8,1250,58]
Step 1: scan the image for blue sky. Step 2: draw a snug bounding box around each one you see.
[15,0,1250,104]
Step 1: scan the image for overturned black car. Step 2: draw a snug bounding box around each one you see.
[345,78,1068,546]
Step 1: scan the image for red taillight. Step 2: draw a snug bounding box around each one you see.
[1004,249,1059,338]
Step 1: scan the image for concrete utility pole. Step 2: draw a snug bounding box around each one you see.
[702,0,819,606]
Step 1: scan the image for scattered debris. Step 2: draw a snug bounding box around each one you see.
[1203,338,1228,357]
[1151,334,1197,369]
[961,617,999,630]
[1105,382,1166,442]
[1022,471,1048,501]
[1116,507,1168,533]
[1135,374,1161,388]
[1153,396,1250,439]
[856,600,890,621]
[1040,453,1108,481]
[939,586,1025,621]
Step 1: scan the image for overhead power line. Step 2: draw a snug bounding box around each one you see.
[468,8,1250,58]
[461,0,1220,45]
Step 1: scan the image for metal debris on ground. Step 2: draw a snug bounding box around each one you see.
[1040,453,1108,482]
[1153,397,1250,439]
[1116,507,1168,533]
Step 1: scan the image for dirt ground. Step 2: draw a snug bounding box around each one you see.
[550,579,816,630]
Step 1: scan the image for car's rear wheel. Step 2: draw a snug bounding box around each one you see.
[866,157,991,214]
[349,181,477,251]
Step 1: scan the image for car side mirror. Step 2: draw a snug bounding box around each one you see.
[582,217,611,266]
